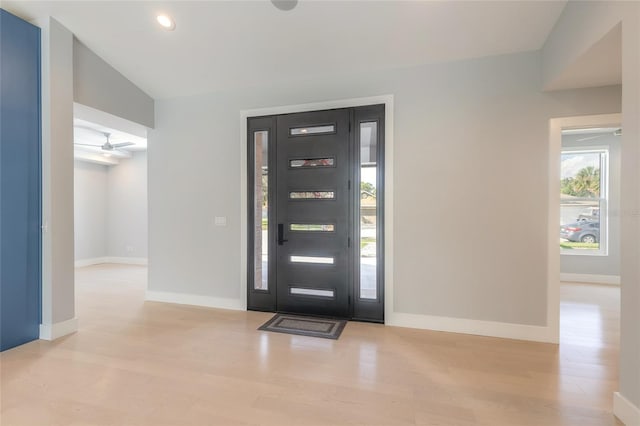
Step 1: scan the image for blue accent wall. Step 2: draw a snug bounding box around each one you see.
[0,9,42,351]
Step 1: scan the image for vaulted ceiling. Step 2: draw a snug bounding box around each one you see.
[4,1,568,100]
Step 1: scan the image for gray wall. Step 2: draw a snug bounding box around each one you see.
[74,161,108,260]
[107,152,148,259]
[73,37,154,128]
[560,133,621,277]
[544,1,640,409]
[36,17,76,325]
[74,152,147,261]
[148,50,621,327]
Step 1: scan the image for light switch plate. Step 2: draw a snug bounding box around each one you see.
[214,216,227,226]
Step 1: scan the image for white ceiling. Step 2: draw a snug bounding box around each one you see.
[74,118,146,165]
[546,23,622,91]
[4,0,568,100]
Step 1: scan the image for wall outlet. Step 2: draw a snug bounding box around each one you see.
[126,245,134,253]
[214,216,227,226]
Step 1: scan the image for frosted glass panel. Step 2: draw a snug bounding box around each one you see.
[290,224,335,232]
[290,125,335,136]
[290,287,334,298]
[290,256,334,264]
[360,121,378,166]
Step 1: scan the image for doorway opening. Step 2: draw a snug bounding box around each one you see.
[72,107,149,316]
[549,114,621,355]
[246,105,385,322]
[559,125,621,351]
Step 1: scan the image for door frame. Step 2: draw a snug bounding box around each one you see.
[239,95,394,322]
[547,112,622,343]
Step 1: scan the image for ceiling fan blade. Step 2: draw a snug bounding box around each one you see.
[74,143,102,147]
[112,142,135,148]
[576,135,602,142]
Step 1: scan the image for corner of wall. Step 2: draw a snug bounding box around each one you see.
[39,317,78,341]
[614,392,640,426]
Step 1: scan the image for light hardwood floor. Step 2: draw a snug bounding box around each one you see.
[1,265,622,426]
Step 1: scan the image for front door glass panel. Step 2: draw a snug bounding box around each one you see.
[289,191,335,199]
[289,158,335,168]
[290,124,335,136]
[290,223,335,232]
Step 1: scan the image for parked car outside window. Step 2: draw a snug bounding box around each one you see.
[577,207,599,222]
[560,221,599,243]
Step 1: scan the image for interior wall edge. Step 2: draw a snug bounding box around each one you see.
[613,392,640,426]
[38,317,78,341]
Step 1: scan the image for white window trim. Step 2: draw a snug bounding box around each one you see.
[560,147,609,256]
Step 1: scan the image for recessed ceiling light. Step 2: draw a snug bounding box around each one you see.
[156,14,175,31]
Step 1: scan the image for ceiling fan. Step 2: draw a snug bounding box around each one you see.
[74,132,134,153]
[576,128,622,142]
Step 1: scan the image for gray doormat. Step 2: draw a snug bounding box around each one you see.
[258,314,347,340]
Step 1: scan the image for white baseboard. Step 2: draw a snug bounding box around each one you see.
[145,291,244,311]
[560,273,620,285]
[143,291,554,342]
[387,312,556,343]
[75,257,148,267]
[106,257,148,266]
[75,257,109,267]
[39,317,78,341]
[614,392,640,425]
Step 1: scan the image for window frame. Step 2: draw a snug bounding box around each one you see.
[560,147,609,257]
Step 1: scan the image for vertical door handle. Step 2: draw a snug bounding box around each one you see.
[278,224,289,245]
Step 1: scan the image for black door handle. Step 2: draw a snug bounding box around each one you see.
[278,223,289,245]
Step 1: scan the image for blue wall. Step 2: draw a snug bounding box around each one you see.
[0,9,42,351]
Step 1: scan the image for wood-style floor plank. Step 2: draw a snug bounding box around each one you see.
[0,265,623,425]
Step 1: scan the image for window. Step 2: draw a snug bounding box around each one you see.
[560,149,608,255]
[359,121,378,299]
[253,131,269,290]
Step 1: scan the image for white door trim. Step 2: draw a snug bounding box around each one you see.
[548,113,622,343]
[239,95,394,318]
